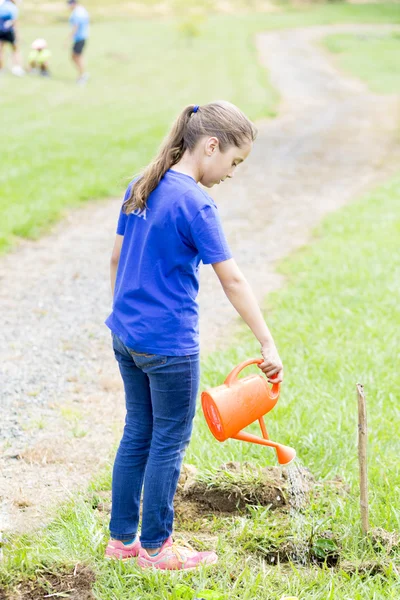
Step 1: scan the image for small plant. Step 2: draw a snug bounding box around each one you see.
[312,536,339,562]
[308,521,340,566]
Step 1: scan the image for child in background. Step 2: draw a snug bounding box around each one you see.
[0,0,24,76]
[66,0,89,85]
[29,38,51,76]
[105,101,284,570]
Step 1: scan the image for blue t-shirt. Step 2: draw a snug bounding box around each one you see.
[69,5,89,42]
[105,170,232,356]
[0,1,18,33]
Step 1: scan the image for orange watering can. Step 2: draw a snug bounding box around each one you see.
[201,358,296,466]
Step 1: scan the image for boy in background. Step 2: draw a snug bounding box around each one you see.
[66,0,89,85]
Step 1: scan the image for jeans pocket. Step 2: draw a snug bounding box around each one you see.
[128,350,167,369]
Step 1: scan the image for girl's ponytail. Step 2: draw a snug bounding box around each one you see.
[124,100,257,214]
[124,105,197,214]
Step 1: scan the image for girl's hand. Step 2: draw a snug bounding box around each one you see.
[258,343,284,383]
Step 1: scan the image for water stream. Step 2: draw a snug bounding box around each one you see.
[284,459,310,565]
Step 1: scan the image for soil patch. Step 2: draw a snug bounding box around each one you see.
[174,461,314,520]
[1,565,95,600]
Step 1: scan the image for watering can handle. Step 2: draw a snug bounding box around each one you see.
[224,358,280,398]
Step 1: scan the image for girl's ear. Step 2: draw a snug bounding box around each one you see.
[205,136,220,156]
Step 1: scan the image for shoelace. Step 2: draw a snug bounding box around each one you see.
[170,539,196,564]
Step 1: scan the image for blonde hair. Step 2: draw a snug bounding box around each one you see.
[124,101,257,214]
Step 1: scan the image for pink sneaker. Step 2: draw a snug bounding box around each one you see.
[137,537,218,571]
[105,536,141,560]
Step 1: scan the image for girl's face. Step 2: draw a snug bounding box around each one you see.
[199,138,252,188]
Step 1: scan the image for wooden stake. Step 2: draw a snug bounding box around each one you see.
[357,383,369,535]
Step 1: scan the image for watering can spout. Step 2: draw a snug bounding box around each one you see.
[231,430,296,466]
[275,444,296,466]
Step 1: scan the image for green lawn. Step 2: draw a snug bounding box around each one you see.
[1,3,400,252]
[2,170,400,600]
[324,31,400,94]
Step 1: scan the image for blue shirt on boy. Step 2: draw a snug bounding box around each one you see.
[0,0,18,33]
[105,170,232,356]
[69,5,89,42]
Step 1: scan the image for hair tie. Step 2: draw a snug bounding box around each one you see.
[192,105,199,113]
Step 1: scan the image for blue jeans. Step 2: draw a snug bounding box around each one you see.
[109,332,200,548]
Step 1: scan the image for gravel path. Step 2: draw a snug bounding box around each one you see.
[1,25,399,534]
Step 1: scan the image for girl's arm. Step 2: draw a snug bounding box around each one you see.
[212,258,283,383]
[110,234,124,297]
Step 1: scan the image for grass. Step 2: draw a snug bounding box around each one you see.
[2,169,400,598]
[324,31,400,94]
[1,3,400,252]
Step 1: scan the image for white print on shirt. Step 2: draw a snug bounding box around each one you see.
[132,207,147,220]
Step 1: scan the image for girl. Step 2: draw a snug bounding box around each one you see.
[105,101,284,571]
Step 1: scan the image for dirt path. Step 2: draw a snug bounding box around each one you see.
[1,25,399,535]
